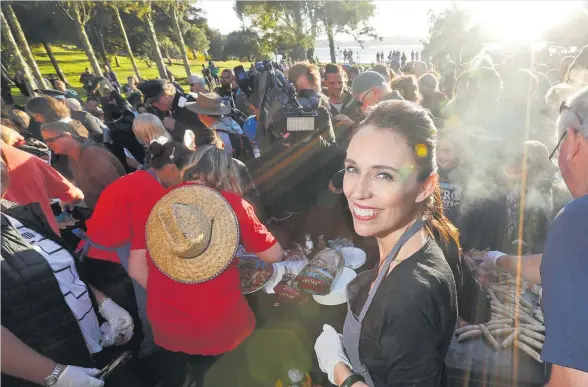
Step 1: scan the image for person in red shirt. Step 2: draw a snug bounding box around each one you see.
[79,139,193,358]
[1,141,83,235]
[141,145,283,387]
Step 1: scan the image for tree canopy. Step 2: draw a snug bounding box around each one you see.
[422,4,483,64]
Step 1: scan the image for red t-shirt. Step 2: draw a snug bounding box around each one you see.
[1,142,82,236]
[147,183,277,355]
[79,170,167,261]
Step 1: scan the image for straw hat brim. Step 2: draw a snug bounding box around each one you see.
[146,184,239,284]
[185,101,232,116]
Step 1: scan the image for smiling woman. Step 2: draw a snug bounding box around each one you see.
[314,100,459,387]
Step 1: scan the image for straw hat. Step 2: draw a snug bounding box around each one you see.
[185,91,231,116]
[146,184,239,283]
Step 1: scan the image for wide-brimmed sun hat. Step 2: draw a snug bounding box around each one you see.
[185,91,231,116]
[146,184,239,283]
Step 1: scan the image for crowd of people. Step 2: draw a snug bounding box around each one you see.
[1,38,588,387]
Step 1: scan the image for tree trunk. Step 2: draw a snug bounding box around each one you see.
[96,25,108,65]
[3,4,47,88]
[307,9,317,62]
[171,6,191,77]
[1,10,37,95]
[113,5,140,79]
[145,5,168,79]
[71,3,103,76]
[292,7,306,61]
[42,40,69,86]
[326,22,336,63]
[114,54,120,67]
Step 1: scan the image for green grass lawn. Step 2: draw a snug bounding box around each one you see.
[11,44,251,103]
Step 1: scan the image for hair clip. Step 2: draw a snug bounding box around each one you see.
[169,146,176,161]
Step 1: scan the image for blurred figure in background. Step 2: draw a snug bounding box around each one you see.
[391,74,422,104]
[419,73,448,128]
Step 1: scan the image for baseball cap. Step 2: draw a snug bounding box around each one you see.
[138,79,168,101]
[351,71,387,99]
[187,75,205,85]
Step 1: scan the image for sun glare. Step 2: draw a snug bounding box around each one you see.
[466,1,584,44]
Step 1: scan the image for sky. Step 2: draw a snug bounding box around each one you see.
[198,1,584,43]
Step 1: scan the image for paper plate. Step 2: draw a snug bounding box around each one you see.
[313,267,357,306]
[341,247,366,269]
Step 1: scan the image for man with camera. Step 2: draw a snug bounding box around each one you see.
[249,63,340,232]
[138,79,206,143]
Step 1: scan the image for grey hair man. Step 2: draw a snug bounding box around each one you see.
[481,86,588,386]
[187,75,206,94]
[66,98,82,112]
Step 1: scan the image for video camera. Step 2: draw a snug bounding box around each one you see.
[233,61,320,145]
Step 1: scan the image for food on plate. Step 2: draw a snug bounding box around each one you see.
[296,248,344,295]
[238,255,275,294]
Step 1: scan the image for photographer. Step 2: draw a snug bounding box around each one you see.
[138,79,206,143]
[287,62,336,147]
[251,62,340,225]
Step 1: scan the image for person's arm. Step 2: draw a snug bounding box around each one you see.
[1,326,57,385]
[333,363,369,387]
[128,249,148,288]
[237,197,284,263]
[37,156,85,204]
[548,365,588,387]
[256,243,283,264]
[494,253,542,284]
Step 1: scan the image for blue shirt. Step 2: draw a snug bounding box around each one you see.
[540,194,588,372]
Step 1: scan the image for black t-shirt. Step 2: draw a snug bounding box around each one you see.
[438,168,466,226]
[351,240,457,387]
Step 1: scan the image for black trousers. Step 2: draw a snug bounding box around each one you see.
[150,349,220,387]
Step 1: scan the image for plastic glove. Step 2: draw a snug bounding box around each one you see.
[481,251,507,268]
[55,366,104,387]
[98,299,134,346]
[314,324,351,385]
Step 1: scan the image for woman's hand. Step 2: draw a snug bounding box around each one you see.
[480,251,507,269]
[98,299,134,346]
[314,324,351,385]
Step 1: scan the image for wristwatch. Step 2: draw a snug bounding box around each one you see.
[44,363,63,386]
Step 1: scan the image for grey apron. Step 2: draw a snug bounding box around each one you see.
[74,228,156,357]
[342,220,425,386]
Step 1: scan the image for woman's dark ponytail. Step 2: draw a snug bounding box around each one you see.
[424,185,461,250]
[145,140,193,170]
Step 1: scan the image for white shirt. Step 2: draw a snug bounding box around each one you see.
[5,215,103,354]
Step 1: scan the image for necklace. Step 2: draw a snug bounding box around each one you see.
[147,169,165,187]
